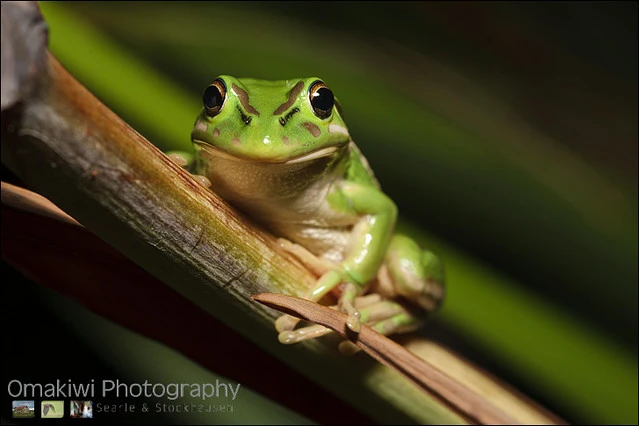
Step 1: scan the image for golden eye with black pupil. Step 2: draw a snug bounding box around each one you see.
[309,80,334,119]
[203,79,226,117]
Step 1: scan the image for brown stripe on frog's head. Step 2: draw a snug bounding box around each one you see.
[273,81,304,116]
[231,83,260,117]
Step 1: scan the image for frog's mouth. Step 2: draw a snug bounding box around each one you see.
[192,140,341,165]
[282,146,340,164]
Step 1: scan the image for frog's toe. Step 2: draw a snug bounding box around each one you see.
[193,174,212,188]
[338,282,361,333]
[166,152,189,167]
[346,312,362,334]
[278,331,298,345]
[278,324,332,344]
[275,314,300,332]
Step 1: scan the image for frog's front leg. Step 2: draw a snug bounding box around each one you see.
[276,181,397,343]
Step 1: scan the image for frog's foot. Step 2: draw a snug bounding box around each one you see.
[339,300,423,356]
[275,269,344,333]
[277,282,364,336]
[276,294,381,344]
[277,238,336,277]
[274,241,350,333]
[277,294,402,346]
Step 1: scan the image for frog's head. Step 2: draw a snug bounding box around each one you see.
[191,75,350,164]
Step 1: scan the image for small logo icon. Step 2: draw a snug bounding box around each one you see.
[12,400,35,418]
[41,400,64,418]
[70,400,93,418]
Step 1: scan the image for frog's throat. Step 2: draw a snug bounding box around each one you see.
[192,140,341,164]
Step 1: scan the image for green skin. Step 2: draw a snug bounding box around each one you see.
[181,75,445,346]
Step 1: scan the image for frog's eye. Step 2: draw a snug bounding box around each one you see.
[309,80,334,119]
[203,79,227,117]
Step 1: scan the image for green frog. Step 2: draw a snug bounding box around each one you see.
[172,76,445,349]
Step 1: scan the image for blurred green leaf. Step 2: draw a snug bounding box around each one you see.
[402,221,638,424]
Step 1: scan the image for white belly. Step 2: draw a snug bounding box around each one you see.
[195,142,358,261]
